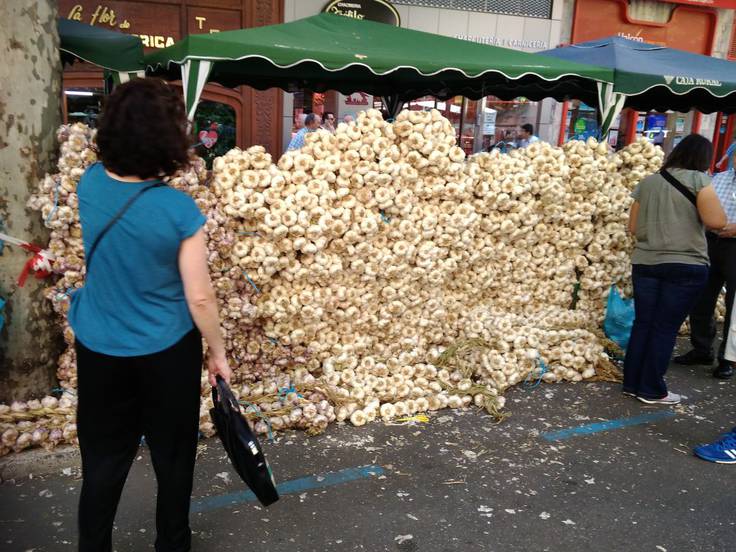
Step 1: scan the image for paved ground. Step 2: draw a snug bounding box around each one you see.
[1,343,735,552]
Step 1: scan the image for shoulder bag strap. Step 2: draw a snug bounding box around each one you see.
[86,182,165,270]
[660,169,697,207]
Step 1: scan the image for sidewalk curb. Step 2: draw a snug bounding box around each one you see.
[0,446,80,482]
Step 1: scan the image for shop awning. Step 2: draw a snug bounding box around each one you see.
[58,18,145,81]
[541,37,736,136]
[143,13,614,121]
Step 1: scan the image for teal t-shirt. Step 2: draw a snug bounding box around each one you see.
[69,163,206,356]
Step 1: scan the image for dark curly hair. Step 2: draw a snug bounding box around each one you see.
[96,78,190,179]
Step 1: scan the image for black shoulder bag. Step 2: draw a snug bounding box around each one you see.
[85,182,165,269]
[660,169,697,207]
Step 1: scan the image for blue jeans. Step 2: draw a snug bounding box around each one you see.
[623,263,709,399]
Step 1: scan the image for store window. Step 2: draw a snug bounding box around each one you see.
[627,111,694,155]
[564,100,600,143]
[63,88,104,128]
[192,100,237,168]
[482,97,540,153]
[398,95,540,155]
[291,90,328,136]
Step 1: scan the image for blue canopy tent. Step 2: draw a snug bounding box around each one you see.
[541,37,736,137]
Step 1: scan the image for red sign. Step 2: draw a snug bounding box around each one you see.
[345,92,370,106]
[659,0,736,8]
[572,0,717,54]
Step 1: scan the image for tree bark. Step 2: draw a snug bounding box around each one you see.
[0,1,63,402]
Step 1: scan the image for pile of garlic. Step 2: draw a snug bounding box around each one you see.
[5,110,665,456]
[191,109,661,433]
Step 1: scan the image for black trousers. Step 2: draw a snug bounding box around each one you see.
[76,329,202,552]
[689,233,736,362]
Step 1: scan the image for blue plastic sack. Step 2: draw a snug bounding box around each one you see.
[603,285,634,352]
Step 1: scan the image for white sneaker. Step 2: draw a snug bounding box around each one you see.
[637,392,681,405]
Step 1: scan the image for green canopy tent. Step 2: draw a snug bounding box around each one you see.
[542,37,736,136]
[58,17,145,84]
[144,13,615,123]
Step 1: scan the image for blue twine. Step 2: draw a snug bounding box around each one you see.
[56,287,76,300]
[239,400,274,442]
[51,387,76,396]
[46,180,60,225]
[279,385,303,402]
[242,270,261,294]
[0,297,5,332]
[379,210,391,223]
[523,355,548,390]
[266,336,279,346]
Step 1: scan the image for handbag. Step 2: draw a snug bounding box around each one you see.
[210,376,279,507]
[85,181,165,269]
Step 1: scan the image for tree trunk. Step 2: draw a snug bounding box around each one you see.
[0,1,63,402]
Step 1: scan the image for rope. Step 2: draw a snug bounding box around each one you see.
[278,385,303,402]
[379,210,391,223]
[523,355,548,390]
[239,400,274,442]
[242,270,261,294]
[46,180,61,225]
[55,287,76,301]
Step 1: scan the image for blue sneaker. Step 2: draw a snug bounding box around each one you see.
[694,431,736,464]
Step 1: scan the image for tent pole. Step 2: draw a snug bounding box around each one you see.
[625,109,638,145]
[711,111,723,173]
[692,111,702,135]
[557,101,569,146]
[723,114,735,157]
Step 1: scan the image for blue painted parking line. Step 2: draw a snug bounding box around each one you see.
[191,464,384,514]
[541,411,676,442]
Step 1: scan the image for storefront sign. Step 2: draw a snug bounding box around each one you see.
[323,0,401,26]
[187,7,242,35]
[345,92,370,106]
[483,109,497,136]
[63,1,181,48]
[456,35,549,51]
[572,0,717,54]
[663,75,722,87]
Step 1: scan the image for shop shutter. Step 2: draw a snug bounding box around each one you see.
[729,20,736,60]
[393,0,553,19]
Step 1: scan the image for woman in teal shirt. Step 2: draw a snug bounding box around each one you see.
[70,79,231,552]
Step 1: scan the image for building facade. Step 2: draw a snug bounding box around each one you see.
[59,0,735,156]
[282,0,568,153]
[557,0,735,155]
[59,0,284,158]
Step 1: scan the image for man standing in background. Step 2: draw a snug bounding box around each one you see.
[287,113,321,151]
[676,161,736,379]
[322,111,336,133]
[517,124,539,148]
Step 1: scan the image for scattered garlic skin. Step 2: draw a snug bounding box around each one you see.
[4,112,681,454]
